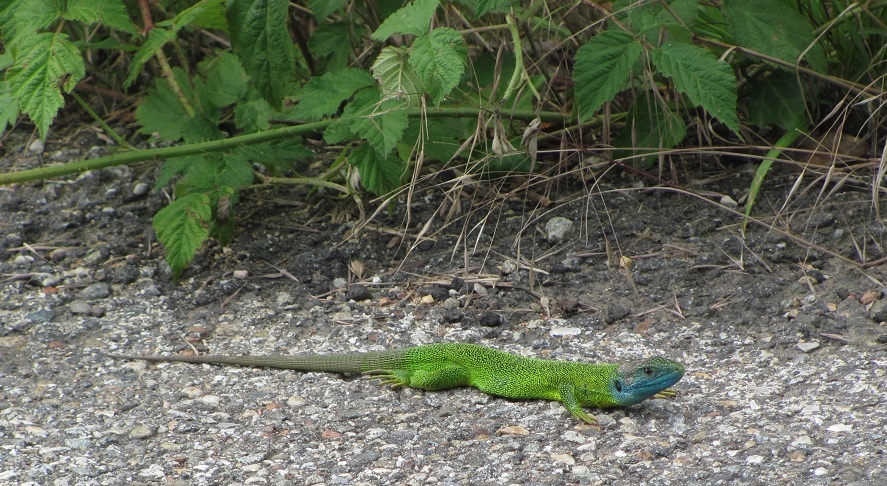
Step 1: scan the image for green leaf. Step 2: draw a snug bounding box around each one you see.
[469,0,518,17]
[125,28,176,88]
[613,95,687,167]
[308,0,349,22]
[6,32,85,140]
[372,0,440,41]
[348,142,407,196]
[409,28,467,105]
[153,192,213,279]
[219,152,257,189]
[63,0,138,33]
[234,92,276,132]
[309,22,361,71]
[227,0,295,108]
[175,154,253,196]
[358,98,410,156]
[651,41,739,133]
[573,30,643,122]
[136,69,223,143]
[743,70,806,130]
[723,0,826,73]
[156,155,201,189]
[661,0,700,31]
[158,0,227,31]
[372,46,425,106]
[199,52,249,108]
[0,83,19,138]
[323,87,382,145]
[292,68,376,121]
[243,139,314,175]
[0,0,59,43]
[324,88,409,158]
[399,117,472,162]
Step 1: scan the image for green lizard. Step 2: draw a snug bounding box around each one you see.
[107,342,684,423]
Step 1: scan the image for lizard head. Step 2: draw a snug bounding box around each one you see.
[609,356,685,406]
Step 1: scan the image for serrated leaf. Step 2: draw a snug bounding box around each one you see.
[322,87,376,144]
[292,68,376,121]
[227,0,294,108]
[156,155,201,189]
[157,0,227,31]
[219,152,257,189]
[136,69,223,143]
[125,28,176,88]
[174,154,253,198]
[409,28,466,105]
[357,98,410,156]
[372,0,439,41]
[723,0,826,73]
[308,0,349,22]
[651,41,739,133]
[372,46,424,105]
[309,22,361,71]
[470,0,517,17]
[613,95,687,167]
[573,30,643,122]
[323,86,407,155]
[153,192,213,279]
[744,70,806,130]
[243,139,314,174]
[1,0,59,43]
[399,116,472,162]
[199,52,249,108]
[64,0,138,33]
[348,142,407,195]
[7,32,85,140]
[660,0,699,30]
[234,93,276,132]
[0,85,19,138]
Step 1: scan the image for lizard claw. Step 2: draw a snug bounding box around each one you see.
[653,389,677,399]
[363,369,409,388]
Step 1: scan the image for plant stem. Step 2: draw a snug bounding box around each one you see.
[69,91,132,148]
[0,108,570,186]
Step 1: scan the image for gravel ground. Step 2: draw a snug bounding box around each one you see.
[1,129,886,485]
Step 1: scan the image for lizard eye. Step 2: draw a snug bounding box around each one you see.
[643,367,654,376]
[613,379,623,393]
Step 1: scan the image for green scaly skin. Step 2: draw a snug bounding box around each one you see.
[107,343,685,423]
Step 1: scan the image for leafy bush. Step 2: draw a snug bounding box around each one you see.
[1,0,883,277]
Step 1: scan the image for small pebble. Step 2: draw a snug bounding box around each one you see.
[78,282,111,300]
[826,423,852,432]
[545,217,574,245]
[132,182,151,196]
[473,283,488,296]
[499,260,518,275]
[68,300,92,315]
[720,195,738,208]
[28,139,44,153]
[478,311,502,327]
[551,327,582,337]
[345,284,372,301]
[130,425,155,439]
[796,341,820,353]
[551,453,576,465]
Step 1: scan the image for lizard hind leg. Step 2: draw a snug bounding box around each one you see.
[364,364,471,391]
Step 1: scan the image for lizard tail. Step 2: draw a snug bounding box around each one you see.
[106,350,399,374]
